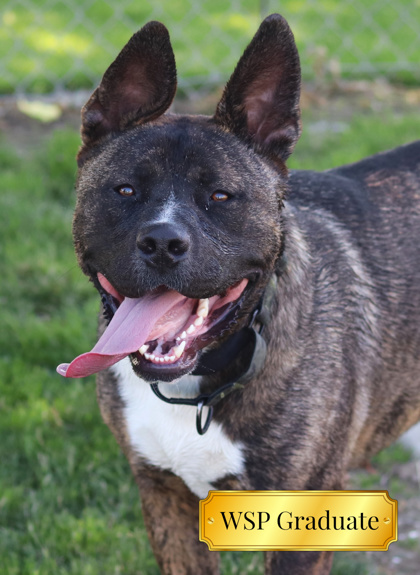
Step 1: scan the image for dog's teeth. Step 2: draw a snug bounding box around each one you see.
[136,333,189,363]
[194,316,204,327]
[197,298,209,318]
[173,340,186,359]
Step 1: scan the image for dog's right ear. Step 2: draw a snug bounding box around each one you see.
[78,21,176,164]
[215,14,301,164]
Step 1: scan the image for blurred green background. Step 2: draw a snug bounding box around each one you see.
[1,1,420,574]
[0,0,419,94]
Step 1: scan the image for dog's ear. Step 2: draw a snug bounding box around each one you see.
[215,14,301,162]
[78,21,176,163]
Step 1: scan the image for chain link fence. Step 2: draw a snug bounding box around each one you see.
[0,0,419,97]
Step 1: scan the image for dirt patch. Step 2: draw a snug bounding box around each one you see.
[0,97,81,153]
[2,80,420,152]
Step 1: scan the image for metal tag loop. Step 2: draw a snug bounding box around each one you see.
[196,401,214,435]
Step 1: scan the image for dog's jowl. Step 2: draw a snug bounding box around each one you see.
[57,14,420,575]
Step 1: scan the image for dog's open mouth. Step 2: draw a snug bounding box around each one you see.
[57,274,249,380]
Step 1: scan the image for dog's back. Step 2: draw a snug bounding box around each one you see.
[289,140,420,463]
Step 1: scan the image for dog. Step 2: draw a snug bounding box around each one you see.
[57,14,420,574]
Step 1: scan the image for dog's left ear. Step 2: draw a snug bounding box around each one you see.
[215,14,301,162]
[78,21,176,164]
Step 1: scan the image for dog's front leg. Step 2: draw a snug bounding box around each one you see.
[265,550,334,575]
[134,464,220,575]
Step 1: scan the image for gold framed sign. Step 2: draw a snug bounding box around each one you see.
[199,491,397,551]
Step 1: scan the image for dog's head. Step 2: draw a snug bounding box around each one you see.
[59,14,301,382]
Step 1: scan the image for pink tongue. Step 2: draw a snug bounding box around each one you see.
[57,290,186,378]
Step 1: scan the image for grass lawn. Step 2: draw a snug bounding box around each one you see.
[1,0,419,94]
[0,98,419,574]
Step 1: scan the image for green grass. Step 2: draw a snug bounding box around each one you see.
[289,109,420,172]
[0,0,419,94]
[0,105,419,573]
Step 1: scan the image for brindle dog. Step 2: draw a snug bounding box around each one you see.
[57,14,420,575]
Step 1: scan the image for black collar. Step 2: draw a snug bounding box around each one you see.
[150,274,278,434]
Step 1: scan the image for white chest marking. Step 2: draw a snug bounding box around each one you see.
[114,358,244,499]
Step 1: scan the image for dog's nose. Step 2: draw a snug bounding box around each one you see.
[137,222,191,269]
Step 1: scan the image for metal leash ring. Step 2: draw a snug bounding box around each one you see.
[196,401,214,435]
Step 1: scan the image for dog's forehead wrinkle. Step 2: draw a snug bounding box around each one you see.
[78,119,285,206]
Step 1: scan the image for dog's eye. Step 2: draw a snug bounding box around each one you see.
[115,184,135,197]
[210,191,230,202]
